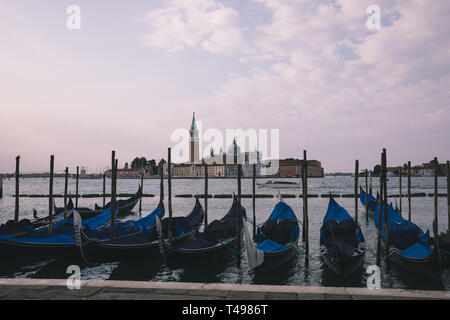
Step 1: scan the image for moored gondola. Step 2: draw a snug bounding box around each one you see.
[320,197,366,278]
[373,197,443,281]
[248,194,300,272]
[159,196,243,266]
[0,205,118,262]
[74,197,204,262]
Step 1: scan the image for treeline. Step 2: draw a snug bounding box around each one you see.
[125,157,166,176]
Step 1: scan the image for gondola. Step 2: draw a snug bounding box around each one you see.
[159,196,243,266]
[359,187,377,215]
[0,205,118,261]
[373,195,442,281]
[64,185,142,219]
[250,194,299,272]
[74,197,204,262]
[319,197,366,278]
[0,186,142,237]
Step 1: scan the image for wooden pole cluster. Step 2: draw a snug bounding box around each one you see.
[15,156,20,222]
[168,148,173,243]
[382,149,389,253]
[354,160,359,223]
[75,166,79,208]
[64,167,69,219]
[252,164,256,238]
[48,155,54,236]
[302,150,309,255]
[408,161,412,222]
[204,164,208,227]
[110,151,116,240]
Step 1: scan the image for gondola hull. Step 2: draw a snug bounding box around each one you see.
[161,236,239,266]
[320,246,365,278]
[0,238,78,262]
[253,244,297,273]
[387,246,443,281]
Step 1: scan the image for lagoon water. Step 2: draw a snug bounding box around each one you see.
[0,176,448,291]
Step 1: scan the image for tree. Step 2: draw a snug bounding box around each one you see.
[373,164,381,176]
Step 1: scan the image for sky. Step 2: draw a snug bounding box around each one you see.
[0,0,449,174]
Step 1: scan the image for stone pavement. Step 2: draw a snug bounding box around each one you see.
[0,278,448,300]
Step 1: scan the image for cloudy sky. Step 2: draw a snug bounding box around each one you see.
[0,0,449,173]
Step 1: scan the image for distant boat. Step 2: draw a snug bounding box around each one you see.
[256,180,300,189]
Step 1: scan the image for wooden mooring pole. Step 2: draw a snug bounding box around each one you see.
[159,162,164,211]
[75,166,79,208]
[204,164,208,227]
[15,156,20,222]
[434,158,438,232]
[0,174,3,198]
[408,161,412,222]
[383,149,389,253]
[102,173,106,208]
[399,171,402,214]
[236,163,242,257]
[48,155,54,236]
[376,151,383,265]
[252,163,256,238]
[354,160,359,223]
[168,148,173,243]
[139,173,144,216]
[447,161,450,232]
[302,150,309,256]
[365,169,369,223]
[64,167,68,219]
[110,151,116,240]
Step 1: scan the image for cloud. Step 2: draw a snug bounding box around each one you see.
[142,0,245,54]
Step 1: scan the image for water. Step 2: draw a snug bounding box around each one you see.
[0,176,448,291]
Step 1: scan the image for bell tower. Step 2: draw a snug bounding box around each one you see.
[189,112,199,164]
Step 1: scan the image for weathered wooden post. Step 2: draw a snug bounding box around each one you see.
[204,164,208,227]
[102,173,106,208]
[354,160,359,223]
[236,163,242,256]
[168,148,173,243]
[376,152,383,265]
[160,162,164,201]
[408,161,412,222]
[0,174,3,198]
[75,166,79,208]
[64,167,69,219]
[15,156,20,222]
[48,155,54,236]
[252,163,256,238]
[383,149,389,253]
[365,169,369,223]
[434,158,438,232]
[110,152,116,240]
[399,171,402,214]
[303,150,309,255]
[447,161,450,232]
[139,173,144,216]
[369,171,373,195]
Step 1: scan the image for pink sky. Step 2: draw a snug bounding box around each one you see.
[0,0,449,173]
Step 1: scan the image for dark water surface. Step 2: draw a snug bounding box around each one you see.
[0,176,448,291]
